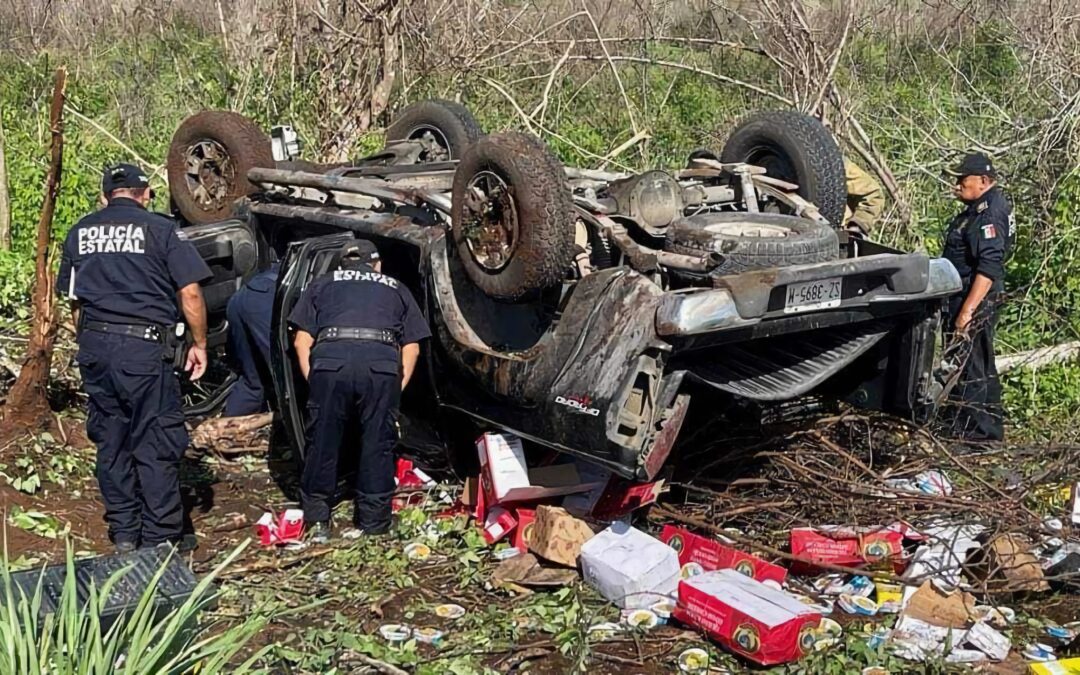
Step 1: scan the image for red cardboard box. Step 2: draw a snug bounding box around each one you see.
[477,433,600,505]
[660,525,786,585]
[563,463,665,520]
[675,569,821,666]
[512,508,536,552]
[481,506,517,545]
[789,526,905,574]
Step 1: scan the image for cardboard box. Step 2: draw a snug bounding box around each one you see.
[580,522,680,608]
[476,433,600,504]
[901,581,977,628]
[1031,658,1080,674]
[966,533,1050,593]
[512,508,536,553]
[563,463,665,520]
[481,506,517,545]
[789,527,905,573]
[528,505,594,566]
[675,569,821,666]
[660,525,786,585]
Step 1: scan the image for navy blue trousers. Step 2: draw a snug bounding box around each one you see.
[77,331,187,545]
[224,266,278,416]
[945,295,1004,441]
[301,341,400,530]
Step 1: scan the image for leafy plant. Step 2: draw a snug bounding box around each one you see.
[0,538,283,674]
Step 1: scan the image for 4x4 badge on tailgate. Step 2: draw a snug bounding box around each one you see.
[554,395,600,416]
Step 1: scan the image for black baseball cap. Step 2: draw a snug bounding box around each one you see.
[102,163,152,194]
[341,240,380,263]
[946,152,997,179]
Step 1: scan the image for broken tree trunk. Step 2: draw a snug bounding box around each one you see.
[0,67,67,439]
[0,108,10,251]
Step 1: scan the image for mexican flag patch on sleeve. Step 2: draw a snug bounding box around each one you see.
[981,223,997,239]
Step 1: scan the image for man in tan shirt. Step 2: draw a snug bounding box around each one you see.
[844,159,885,236]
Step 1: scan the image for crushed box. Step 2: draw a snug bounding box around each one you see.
[660,525,786,585]
[481,506,517,545]
[512,508,536,553]
[528,505,594,567]
[675,568,822,666]
[789,526,905,574]
[580,522,679,608]
[563,463,665,521]
[477,433,600,504]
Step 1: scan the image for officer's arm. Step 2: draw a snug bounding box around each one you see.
[956,274,993,333]
[401,343,420,390]
[69,301,81,330]
[179,283,208,348]
[294,330,315,380]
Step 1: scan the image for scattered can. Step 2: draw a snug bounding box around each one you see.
[651,598,675,625]
[837,594,878,616]
[587,622,622,640]
[412,627,444,646]
[404,542,431,561]
[379,624,412,643]
[1024,643,1056,662]
[677,647,710,673]
[624,608,660,630]
[492,547,522,561]
[435,603,466,620]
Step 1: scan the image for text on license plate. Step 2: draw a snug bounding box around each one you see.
[784,277,842,313]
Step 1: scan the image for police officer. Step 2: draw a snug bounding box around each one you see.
[224,260,281,416]
[57,163,212,552]
[844,158,885,237]
[288,240,430,541]
[941,152,1014,442]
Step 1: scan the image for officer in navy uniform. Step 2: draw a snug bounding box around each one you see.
[288,240,430,541]
[57,164,212,552]
[941,152,1015,442]
[223,260,281,416]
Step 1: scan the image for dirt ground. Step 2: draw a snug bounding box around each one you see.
[4,410,1080,673]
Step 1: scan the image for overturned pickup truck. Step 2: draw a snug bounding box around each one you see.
[170,100,961,479]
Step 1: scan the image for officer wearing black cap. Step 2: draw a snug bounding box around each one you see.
[941,152,1015,441]
[288,240,430,541]
[57,163,212,552]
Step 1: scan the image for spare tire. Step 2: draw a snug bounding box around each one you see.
[665,212,838,276]
[167,111,273,225]
[451,132,574,302]
[387,99,483,163]
[720,110,846,227]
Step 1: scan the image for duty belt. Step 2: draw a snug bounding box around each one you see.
[317,327,398,346]
[83,320,163,343]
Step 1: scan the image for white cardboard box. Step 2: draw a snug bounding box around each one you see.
[476,433,601,504]
[579,522,679,609]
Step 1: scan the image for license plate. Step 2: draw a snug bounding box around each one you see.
[784,277,842,313]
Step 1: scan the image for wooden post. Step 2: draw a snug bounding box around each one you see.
[0,108,10,251]
[0,66,67,438]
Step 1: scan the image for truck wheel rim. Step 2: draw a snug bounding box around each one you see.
[461,171,518,272]
[184,139,236,211]
[408,125,452,163]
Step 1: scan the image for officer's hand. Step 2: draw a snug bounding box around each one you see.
[954,310,974,337]
[185,345,208,381]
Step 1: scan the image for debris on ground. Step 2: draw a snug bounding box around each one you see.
[189,412,273,457]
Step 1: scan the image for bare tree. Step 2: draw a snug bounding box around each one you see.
[0,108,9,251]
[0,67,66,440]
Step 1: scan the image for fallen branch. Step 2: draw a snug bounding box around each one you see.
[218,547,334,578]
[997,340,1080,373]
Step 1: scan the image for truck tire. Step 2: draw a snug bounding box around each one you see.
[665,212,838,275]
[167,111,274,225]
[387,99,483,163]
[451,132,574,302]
[720,110,846,227]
